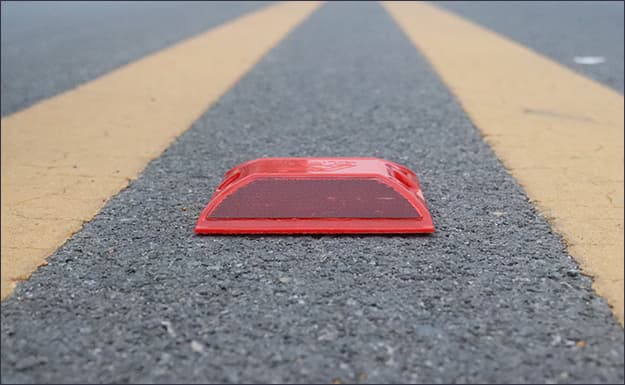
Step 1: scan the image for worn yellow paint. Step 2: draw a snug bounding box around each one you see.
[0,2,322,299]
[383,2,624,325]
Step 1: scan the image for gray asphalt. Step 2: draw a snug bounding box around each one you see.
[1,2,624,384]
[0,1,266,116]
[439,1,624,93]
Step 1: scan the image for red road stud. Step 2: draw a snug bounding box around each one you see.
[194,158,435,234]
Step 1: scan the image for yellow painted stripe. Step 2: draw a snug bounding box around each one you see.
[383,2,624,325]
[0,2,322,299]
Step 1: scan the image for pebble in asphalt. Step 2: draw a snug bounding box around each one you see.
[1,3,623,383]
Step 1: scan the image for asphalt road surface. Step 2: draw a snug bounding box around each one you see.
[440,1,624,93]
[0,1,267,116]
[1,2,623,383]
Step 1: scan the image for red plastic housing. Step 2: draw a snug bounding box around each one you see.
[194,158,435,234]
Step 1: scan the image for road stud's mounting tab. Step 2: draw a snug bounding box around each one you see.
[195,157,435,234]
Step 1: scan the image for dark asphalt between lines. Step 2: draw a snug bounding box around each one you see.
[1,2,624,383]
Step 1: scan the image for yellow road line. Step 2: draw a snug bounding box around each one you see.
[0,2,322,300]
[383,2,624,325]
